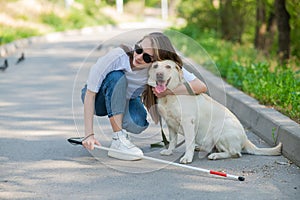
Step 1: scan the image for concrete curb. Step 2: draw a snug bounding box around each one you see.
[1,26,299,167]
[192,64,300,167]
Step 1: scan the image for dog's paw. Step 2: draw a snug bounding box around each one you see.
[160,149,173,156]
[208,153,218,160]
[180,155,193,164]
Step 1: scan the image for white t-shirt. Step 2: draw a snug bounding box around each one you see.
[87,47,196,99]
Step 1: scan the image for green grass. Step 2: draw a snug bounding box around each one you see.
[0,26,41,45]
[40,3,115,31]
[174,26,300,123]
[0,0,115,45]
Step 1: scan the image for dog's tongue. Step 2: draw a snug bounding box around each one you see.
[155,83,167,94]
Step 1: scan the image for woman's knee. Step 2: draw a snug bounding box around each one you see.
[102,71,127,116]
[105,71,127,88]
[102,71,127,102]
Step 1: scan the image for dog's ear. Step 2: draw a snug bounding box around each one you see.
[175,64,183,82]
[147,63,157,87]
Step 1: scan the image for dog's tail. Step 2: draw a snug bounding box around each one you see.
[243,140,282,156]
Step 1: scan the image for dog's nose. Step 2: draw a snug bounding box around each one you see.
[156,72,164,81]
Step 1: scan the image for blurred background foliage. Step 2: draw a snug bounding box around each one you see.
[172,0,299,122]
[0,0,299,123]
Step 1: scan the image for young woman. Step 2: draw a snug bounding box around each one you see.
[81,32,207,160]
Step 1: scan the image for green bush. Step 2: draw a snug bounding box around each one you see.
[40,12,64,31]
[237,65,297,124]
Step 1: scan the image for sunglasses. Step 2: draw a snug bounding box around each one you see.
[134,44,154,64]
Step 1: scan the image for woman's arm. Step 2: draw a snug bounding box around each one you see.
[83,90,101,150]
[152,78,207,98]
[84,90,96,136]
[187,78,207,95]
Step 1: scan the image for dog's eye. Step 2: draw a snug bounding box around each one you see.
[165,65,171,69]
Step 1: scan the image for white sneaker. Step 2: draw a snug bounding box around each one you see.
[108,130,143,161]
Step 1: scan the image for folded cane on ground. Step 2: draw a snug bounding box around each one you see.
[67,137,245,181]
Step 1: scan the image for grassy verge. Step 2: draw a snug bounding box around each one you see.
[174,26,300,123]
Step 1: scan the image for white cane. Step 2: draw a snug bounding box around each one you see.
[68,137,245,181]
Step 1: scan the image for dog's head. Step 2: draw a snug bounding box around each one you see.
[148,60,183,94]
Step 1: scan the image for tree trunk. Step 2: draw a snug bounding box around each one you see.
[220,0,231,41]
[264,12,276,56]
[275,0,290,62]
[220,0,244,43]
[254,0,266,50]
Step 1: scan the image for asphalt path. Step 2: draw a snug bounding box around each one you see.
[0,25,299,200]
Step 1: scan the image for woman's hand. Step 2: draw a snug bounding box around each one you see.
[82,135,101,150]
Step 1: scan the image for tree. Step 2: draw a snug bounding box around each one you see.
[219,0,246,43]
[254,0,276,56]
[286,0,300,58]
[254,0,266,50]
[275,0,290,62]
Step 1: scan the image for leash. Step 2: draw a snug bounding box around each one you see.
[183,77,196,96]
[159,116,169,146]
[150,116,185,149]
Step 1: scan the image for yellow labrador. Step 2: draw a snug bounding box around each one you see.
[148,60,282,164]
